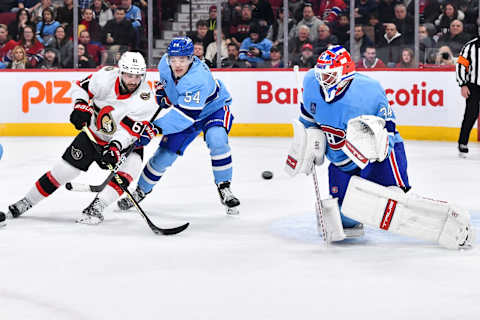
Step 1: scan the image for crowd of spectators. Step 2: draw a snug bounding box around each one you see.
[0,0,145,69]
[1,0,479,69]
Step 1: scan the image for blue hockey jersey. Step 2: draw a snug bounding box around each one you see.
[153,55,232,135]
[299,71,403,172]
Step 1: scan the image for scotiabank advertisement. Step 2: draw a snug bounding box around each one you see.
[0,69,465,138]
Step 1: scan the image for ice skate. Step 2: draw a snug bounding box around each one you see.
[76,197,106,225]
[344,223,365,238]
[117,186,148,211]
[8,197,33,218]
[458,144,468,158]
[0,211,6,227]
[217,181,240,215]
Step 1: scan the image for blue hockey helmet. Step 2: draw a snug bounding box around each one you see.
[167,37,194,58]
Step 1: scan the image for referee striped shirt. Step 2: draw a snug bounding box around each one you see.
[456,37,480,86]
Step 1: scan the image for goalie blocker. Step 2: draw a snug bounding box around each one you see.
[342,176,475,249]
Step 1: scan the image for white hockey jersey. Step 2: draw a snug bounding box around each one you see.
[71,66,158,150]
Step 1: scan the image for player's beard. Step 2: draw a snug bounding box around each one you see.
[120,78,139,94]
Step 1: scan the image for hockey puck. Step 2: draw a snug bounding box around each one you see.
[262,170,273,180]
[0,211,6,223]
[65,182,73,190]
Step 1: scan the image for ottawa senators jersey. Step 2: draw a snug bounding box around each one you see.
[71,66,158,150]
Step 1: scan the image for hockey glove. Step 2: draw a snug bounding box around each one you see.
[101,140,122,168]
[154,81,172,109]
[135,122,160,147]
[70,102,94,130]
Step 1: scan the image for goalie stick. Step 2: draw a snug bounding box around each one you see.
[66,105,163,193]
[82,126,189,236]
[293,65,329,243]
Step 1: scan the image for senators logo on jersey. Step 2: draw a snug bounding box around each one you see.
[320,125,345,150]
[96,106,117,135]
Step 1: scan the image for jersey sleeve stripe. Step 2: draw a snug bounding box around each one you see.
[120,117,142,138]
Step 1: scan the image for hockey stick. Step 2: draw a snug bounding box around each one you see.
[66,106,163,193]
[82,126,189,235]
[293,65,329,243]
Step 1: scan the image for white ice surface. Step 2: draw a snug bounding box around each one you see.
[0,137,479,320]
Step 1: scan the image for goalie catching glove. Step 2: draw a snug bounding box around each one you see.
[285,119,326,176]
[342,115,389,169]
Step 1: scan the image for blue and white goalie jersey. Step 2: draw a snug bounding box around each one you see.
[300,71,403,172]
[153,55,232,135]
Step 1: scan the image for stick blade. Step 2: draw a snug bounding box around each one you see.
[154,222,190,236]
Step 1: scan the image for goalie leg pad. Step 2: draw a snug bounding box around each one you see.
[342,176,474,249]
[285,120,326,176]
[320,198,346,242]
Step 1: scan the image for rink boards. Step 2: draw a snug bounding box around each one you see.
[0,68,475,141]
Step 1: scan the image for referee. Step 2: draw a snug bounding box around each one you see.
[456,37,480,158]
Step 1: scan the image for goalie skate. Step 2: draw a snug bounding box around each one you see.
[217,182,240,215]
[117,186,148,211]
[76,198,106,225]
[8,197,33,218]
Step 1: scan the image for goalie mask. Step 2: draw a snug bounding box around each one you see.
[118,51,146,92]
[314,45,356,103]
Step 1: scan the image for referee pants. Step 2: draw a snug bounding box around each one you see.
[459,83,480,145]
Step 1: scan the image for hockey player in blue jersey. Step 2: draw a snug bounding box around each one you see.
[117,37,240,215]
[285,45,474,249]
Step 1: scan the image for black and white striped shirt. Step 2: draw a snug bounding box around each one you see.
[456,37,480,86]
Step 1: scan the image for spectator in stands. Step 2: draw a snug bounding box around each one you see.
[17,24,44,67]
[291,42,316,68]
[38,47,59,68]
[17,0,41,12]
[376,0,396,24]
[437,19,472,56]
[356,45,386,68]
[229,4,254,48]
[49,25,72,67]
[288,24,311,60]
[435,3,464,36]
[313,24,338,56]
[250,0,274,27]
[419,23,436,63]
[207,5,217,33]
[8,45,30,68]
[407,0,440,24]
[0,0,17,13]
[354,0,377,25]
[376,23,404,67]
[79,29,107,66]
[193,42,212,68]
[290,3,323,42]
[221,42,248,68]
[31,0,54,23]
[91,0,113,28]
[0,24,17,62]
[257,45,283,68]
[221,0,242,37]
[205,30,228,68]
[102,7,135,54]
[267,6,296,50]
[239,23,272,67]
[367,12,384,46]
[36,7,60,46]
[79,8,102,43]
[345,25,373,62]
[436,45,455,65]
[396,47,415,68]
[458,0,479,36]
[393,3,414,44]
[8,9,32,41]
[56,0,73,37]
[333,14,350,46]
[187,20,214,52]
[289,0,305,23]
[77,42,95,68]
[79,0,93,10]
[121,0,141,29]
[318,0,346,23]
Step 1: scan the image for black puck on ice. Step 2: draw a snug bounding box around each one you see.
[262,170,273,180]
[0,211,6,223]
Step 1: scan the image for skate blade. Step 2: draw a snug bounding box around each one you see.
[344,225,365,238]
[459,152,467,159]
[76,217,103,225]
[226,206,240,215]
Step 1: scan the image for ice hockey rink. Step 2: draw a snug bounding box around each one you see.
[0,136,479,320]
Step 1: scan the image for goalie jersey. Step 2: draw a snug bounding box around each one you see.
[300,71,403,172]
[71,66,158,150]
[153,54,232,135]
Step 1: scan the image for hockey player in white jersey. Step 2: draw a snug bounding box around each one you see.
[116,37,240,215]
[6,52,159,225]
[286,45,475,249]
